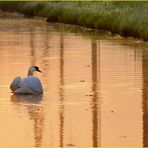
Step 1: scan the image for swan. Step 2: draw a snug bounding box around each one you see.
[10,65,43,94]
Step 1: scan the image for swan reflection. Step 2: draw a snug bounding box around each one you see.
[11,94,43,104]
[11,94,44,147]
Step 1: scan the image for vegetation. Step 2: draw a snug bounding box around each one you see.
[0,1,148,41]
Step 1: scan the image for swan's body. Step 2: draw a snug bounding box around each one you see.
[10,66,43,94]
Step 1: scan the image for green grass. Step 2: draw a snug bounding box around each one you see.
[0,1,148,41]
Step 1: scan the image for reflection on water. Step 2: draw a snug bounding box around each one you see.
[11,94,44,147]
[59,34,65,147]
[11,94,43,104]
[91,40,100,147]
[0,16,147,147]
[30,27,36,65]
[143,49,148,147]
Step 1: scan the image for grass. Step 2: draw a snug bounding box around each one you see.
[0,1,148,41]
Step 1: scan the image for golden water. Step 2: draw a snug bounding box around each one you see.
[0,16,147,147]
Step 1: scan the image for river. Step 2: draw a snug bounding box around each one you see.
[0,14,148,147]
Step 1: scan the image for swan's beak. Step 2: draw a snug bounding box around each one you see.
[37,69,42,73]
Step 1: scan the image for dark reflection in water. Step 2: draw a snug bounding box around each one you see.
[30,27,36,65]
[11,94,44,147]
[11,94,43,104]
[91,40,100,147]
[143,49,148,147]
[59,34,65,147]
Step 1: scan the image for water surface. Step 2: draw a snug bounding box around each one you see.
[0,15,147,147]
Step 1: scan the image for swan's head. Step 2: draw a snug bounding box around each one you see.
[28,65,42,76]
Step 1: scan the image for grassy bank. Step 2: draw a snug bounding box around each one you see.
[0,1,148,41]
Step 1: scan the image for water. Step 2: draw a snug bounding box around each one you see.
[0,14,147,147]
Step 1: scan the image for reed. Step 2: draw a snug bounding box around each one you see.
[0,1,147,41]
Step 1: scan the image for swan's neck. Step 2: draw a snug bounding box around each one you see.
[27,70,33,76]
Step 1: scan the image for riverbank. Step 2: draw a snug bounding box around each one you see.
[0,1,147,41]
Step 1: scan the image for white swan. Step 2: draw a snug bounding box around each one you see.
[10,66,43,94]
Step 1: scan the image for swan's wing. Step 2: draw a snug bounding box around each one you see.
[10,76,22,91]
[23,76,43,93]
[13,87,34,94]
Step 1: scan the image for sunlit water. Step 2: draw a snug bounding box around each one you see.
[0,14,148,147]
